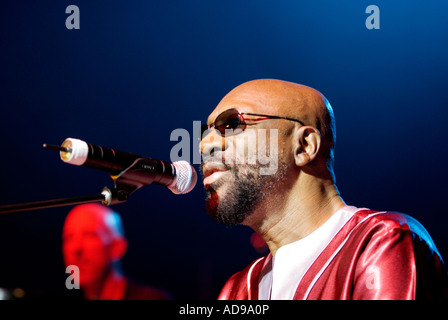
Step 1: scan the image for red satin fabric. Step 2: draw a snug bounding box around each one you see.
[218,210,448,300]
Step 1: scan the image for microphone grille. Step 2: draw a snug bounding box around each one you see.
[169,161,197,194]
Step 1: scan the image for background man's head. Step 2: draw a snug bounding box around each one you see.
[200,79,336,226]
[62,203,128,288]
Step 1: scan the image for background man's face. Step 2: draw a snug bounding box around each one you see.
[62,213,113,286]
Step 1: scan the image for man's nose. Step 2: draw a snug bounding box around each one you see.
[74,245,83,256]
[68,239,84,257]
[200,129,227,159]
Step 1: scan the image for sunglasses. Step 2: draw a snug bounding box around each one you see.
[200,108,307,138]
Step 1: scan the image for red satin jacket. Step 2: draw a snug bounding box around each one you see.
[218,210,448,300]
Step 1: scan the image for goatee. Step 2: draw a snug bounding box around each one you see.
[202,160,288,226]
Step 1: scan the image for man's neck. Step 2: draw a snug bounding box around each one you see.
[245,175,346,256]
[83,269,127,300]
[100,269,127,300]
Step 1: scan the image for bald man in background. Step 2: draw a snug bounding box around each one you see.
[62,204,171,300]
[200,79,448,299]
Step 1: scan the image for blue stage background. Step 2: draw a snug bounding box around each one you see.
[1,1,447,299]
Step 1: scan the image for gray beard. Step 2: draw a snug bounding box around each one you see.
[202,161,288,226]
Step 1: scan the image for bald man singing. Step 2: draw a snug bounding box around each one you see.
[199,79,448,300]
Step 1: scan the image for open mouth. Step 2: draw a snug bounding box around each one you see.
[201,162,229,187]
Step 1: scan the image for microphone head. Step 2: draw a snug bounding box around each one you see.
[169,161,197,194]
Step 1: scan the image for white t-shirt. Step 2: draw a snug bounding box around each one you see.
[258,206,365,300]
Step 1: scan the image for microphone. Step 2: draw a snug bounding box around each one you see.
[43,138,197,194]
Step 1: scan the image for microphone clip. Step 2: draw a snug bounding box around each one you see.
[105,157,175,205]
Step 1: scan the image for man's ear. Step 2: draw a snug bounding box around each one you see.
[293,126,321,167]
[109,237,128,262]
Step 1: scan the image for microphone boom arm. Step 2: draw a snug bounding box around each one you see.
[0,188,110,214]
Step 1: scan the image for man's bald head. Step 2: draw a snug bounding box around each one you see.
[200,79,339,226]
[63,203,125,243]
[211,79,336,171]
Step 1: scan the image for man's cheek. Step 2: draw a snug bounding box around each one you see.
[257,128,279,176]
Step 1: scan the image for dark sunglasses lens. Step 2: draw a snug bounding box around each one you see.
[200,109,246,140]
[215,109,245,135]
